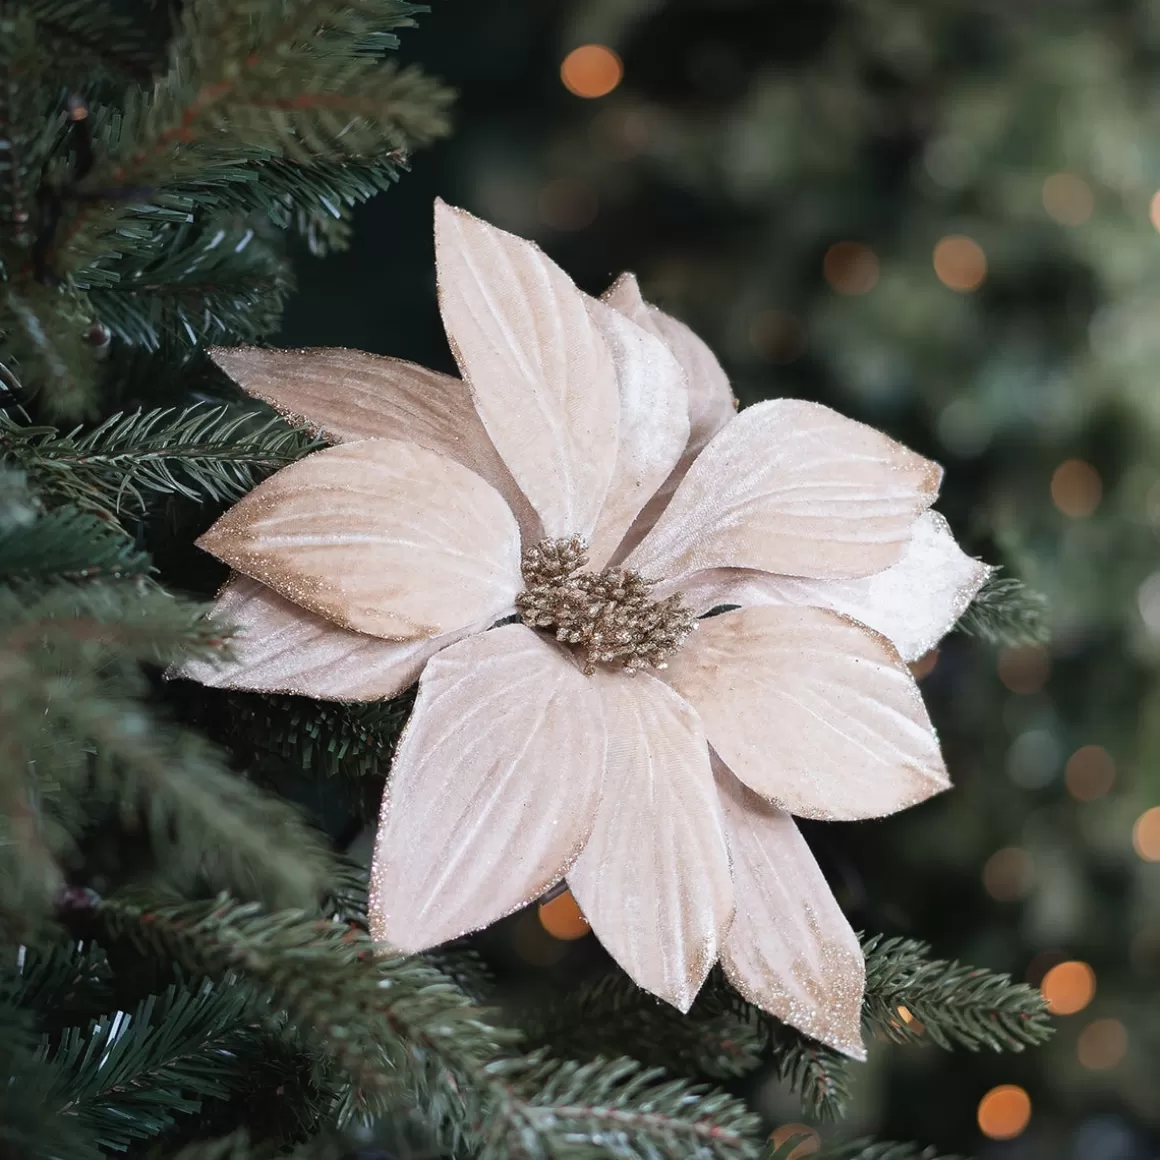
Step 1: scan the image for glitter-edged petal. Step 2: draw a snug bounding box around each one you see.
[210,345,539,542]
[662,606,949,820]
[197,439,522,641]
[369,624,605,951]
[567,671,733,1013]
[435,200,619,540]
[672,512,990,662]
[602,273,736,559]
[174,575,479,700]
[624,399,942,584]
[715,757,866,1059]
[584,294,689,568]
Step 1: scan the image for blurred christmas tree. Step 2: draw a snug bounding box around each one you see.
[271,0,1159,1155]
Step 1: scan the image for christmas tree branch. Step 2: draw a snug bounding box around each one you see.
[954,570,1048,646]
[0,578,335,916]
[520,971,765,1082]
[2,405,321,519]
[0,505,150,580]
[54,0,452,280]
[861,934,1052,1052]
[83,222,293,349]
[814,1141,965,1160]
[96,896,765,1159]
[46,980,265,1151]
[23,0,160,86]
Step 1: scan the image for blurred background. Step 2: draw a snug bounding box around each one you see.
[278,1,1160,1156]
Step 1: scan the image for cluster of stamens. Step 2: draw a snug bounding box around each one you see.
[516,536,696,675]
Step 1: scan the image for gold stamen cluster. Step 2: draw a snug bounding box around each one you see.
[517,536,696,674]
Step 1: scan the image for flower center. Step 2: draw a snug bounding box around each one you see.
[516,536,696,675]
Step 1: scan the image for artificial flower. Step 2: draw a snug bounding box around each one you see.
[183,201,989,1057]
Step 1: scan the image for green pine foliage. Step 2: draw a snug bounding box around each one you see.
[0,0,1051,1155]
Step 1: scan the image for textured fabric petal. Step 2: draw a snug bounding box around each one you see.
[624,398,943,584]
[715,757,866,1059]
[210,345,539,542]
[368,624,605,951]
[583,294,689,568]
[671,512,990,662]
[602,274,737,560]
[175,575,478,700]
[603,273,736,463]
[567,670,732,1012]
[662,606,948,820]
[197,439,522,641]
[435,200,619,540]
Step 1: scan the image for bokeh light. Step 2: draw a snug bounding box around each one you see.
[1065,745,1116,801]
[983,847,1035,901]
[997,644,1050,694]
[1041,960,1097,1014]
[749,309,807,363]
[561,45,623,99]
[511,910,568,967]
[823,242,879,294]
[767,1124,820,1157]
[977,1085,1032,1140]
[1150,190,1160,232]
[1137,573,1160,638]
[933,235,986,291]
[1131,806,1160,861]
[1077,1018,1128,1070]
[538,889,591,940]
[1042,173,1094,225]
[1051,459,1102,517]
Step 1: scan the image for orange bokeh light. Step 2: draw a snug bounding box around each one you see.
[538,889,591,940]
[1077,1018,1128,1070]
[1064,745,1116,801]
[977,1085,1032,1140]
[997,645,1050,694]
[983,847,1034,901]
[1150,191,1160,232]
[1132,806,1160,861]
[1040,960,1096,1015]
[561,45,623,99]
[1050,458,1102,517]
[1042,173,1093,226]
[823,242,879,294]
[933,235,986,291]
[749,309,807,364]
[767,1124,820,1158]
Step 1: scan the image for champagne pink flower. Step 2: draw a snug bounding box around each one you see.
[184,201,989,1058]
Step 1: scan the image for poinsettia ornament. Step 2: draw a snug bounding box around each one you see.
[183,201,989,1059]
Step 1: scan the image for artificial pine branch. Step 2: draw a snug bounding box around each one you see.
[158,1130,346,1160]
[0,504,150,579]
[480,1056,763,1160]
[0,578,336,919]
[520,970,766,1082]
[83,221,293,349]
[861,934,1052,1052]
[45,980,264,1151]
[1,405,320,519]
[814,1141,965,1160]
[955,570,1048,646]
[22,1,160,87]
[0,995,100,1160]
[209,689,414,781]
[96,896,766,1159]
[55,1,453,283]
